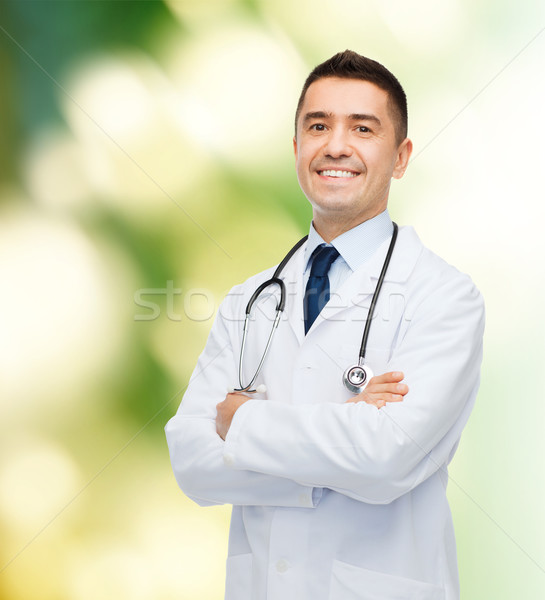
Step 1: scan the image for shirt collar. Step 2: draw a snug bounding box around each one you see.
[303,209,394,273]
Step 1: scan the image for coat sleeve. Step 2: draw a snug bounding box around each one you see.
[222,271,485,505]
[164,293,319,508]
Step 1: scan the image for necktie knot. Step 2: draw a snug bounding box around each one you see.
[309,245,340,278]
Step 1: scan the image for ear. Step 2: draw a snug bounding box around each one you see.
[392,138,413,179]
[293,135,298,158]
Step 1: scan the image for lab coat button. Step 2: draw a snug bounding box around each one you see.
[275,559,289,573]
[223,453,235,467]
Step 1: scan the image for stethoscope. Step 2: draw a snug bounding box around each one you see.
[232,223,398,395]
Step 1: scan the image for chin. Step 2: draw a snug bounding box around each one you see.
[312,196,361,214]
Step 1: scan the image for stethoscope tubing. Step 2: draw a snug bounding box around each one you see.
[235,236,308,392]
[238,282,283,392]
[357,222,398,364]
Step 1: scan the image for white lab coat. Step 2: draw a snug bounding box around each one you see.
[165,225,485,600]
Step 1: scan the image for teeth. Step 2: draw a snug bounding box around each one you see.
[319,170,358,178]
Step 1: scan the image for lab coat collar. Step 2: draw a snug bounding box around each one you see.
[360,224,423,284]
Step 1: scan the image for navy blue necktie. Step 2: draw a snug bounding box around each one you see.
[304,245,340,334]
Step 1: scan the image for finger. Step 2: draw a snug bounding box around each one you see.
[348,391,404,405]
[384,394,404,402]
[365,382,409,395]
[368,371,405,386]
[364,393,404,404]
[357,384,408,405]
[364,398,386,409]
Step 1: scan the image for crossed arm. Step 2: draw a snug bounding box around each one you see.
[215,371,409,440]
[166,271,484,507]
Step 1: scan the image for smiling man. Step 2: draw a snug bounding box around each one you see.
[166,51,485,600]
[294,76,411,241]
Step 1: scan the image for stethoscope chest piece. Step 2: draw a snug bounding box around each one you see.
[343,363,373,394]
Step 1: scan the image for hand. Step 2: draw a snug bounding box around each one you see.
[345,371,408,409]
[216,393,249,440]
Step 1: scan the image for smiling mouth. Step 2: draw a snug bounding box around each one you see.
[317,169,360,178]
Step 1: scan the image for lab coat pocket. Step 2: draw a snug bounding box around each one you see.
[225,552,253,600]
[328,560,445,600]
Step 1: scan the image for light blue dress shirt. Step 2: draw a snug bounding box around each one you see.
[303,209,394,294]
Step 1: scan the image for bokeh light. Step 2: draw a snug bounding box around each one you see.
[0,208,127,413]
[165,19,306,166]
[0,435,81,532]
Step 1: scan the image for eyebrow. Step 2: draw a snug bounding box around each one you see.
[302,111,382,126]
[349,113,382,126]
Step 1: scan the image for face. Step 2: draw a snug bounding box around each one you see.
[293,77,412,234]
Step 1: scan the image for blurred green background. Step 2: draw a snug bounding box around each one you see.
[1,0,544,598]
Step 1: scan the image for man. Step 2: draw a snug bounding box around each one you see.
[166,50,485,600]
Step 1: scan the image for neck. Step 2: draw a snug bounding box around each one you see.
[312,209,385,243]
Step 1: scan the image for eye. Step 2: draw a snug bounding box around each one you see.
[310,123,326,131]
[356,125,371,133]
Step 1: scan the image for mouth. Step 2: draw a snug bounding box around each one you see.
[317,169,360,179]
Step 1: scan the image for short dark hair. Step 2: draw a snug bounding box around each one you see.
[295,50,408,144]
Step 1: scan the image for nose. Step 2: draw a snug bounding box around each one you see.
[323,127,353,159]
